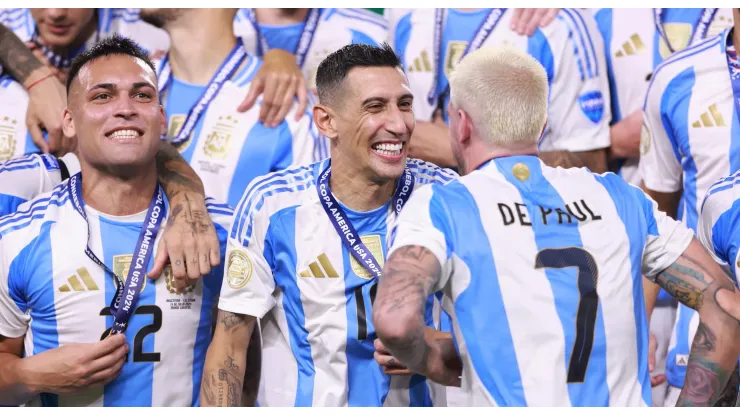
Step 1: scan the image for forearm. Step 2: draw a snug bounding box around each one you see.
[410,122,457,168]
[609,111,642,160]
[0,353,37,406]
[0,24,46,87]
[200,311,254,407]
[155,141,204,200]
[539,148,608,173]
[423,328,462,387]
[643,277,661,323]
[241,329,262,407]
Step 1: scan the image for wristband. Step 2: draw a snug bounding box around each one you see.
[26,72,56,91]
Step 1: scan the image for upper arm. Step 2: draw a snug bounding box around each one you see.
[0,334,23,358]
[0,236,30,339]
[698,187,739,273]
[218,186,278,319]
[538,9,611,153]
[0,155,57,217]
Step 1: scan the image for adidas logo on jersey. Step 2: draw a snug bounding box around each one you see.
[407,50,432,73]
[614,34,646,57]
[299,254,339,278]
[58,268,100,292]
[675,354,689,366]
[692,104,726,128]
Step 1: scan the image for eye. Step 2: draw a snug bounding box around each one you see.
[134,92,152,100]
[93,93,110,101]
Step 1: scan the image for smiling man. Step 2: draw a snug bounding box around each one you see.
[200,43,456,407]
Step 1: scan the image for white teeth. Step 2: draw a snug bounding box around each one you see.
[108,129,139,140]
[372,143,403,156]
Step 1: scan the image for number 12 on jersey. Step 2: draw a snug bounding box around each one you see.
[535,247,599,384]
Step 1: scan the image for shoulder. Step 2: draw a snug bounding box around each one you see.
[406,158,459,186]
[702,172,740,220]
[649,31,724,91]
[0,181,69,242]
[0,8,34,39]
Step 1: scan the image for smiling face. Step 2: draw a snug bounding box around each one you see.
[331,66,415,183]
[30,8,96,50]
[63,54,165,174]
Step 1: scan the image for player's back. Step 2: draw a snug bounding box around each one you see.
[434,155,657,406]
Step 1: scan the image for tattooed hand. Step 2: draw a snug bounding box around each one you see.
[149,142,220,285]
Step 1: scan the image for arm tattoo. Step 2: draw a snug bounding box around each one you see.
[374,245,442,374]
[677,324,728,406]
[714,363,739,407]
[539,149,608,173]
[155,141,204,200]
[202,354,245,407]
[219,311,249,331]
[655,253,708,311]
[0,25,42,83]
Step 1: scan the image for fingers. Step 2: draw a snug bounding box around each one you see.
[85,354,126,387]
[87,341,129,376]
[651,374,666,387]
[89,334,127,359]
[148,241,169,279]
[542,8,560,27]
[238,77,263,113]
[294,77,308,122]
[526,9,545,36]
[182,236,201,281]
[374,338,387,354]
[512,9,535,36]
[27,120,49,153]
[270,75,299,127]
[259,74,279,125]
[209,231,221,268]
[262,74,291,127]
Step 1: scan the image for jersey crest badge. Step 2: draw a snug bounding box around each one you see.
[113,254,148,293]
[227,250,252,289]
[203,115,236,159]
[0,116,18,163]
[578,91,604,124]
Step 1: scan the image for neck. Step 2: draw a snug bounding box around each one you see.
[166,13,238,84]
[462,141,538,175]
[255,8,310,25]
[80,165,159,216]
[328,157,397,212]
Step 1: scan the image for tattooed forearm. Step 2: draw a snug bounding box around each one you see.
[539,149,608,173]
[201,368,243,407]
[219,311,249,331]
[373,245,442,374]
[0,25,42,83]
[677,324,730,406]
[155,141,204,200]
[656,253,709,311]
[714,363,739,407]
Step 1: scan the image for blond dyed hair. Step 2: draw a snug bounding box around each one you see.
[449,46,548,146]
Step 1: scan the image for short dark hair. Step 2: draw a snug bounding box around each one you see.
[315,42,402,105]
[66,34,156,94]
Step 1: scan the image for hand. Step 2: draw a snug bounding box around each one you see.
[238,49,308,128]
[148,194,221,287]
[24,68,76,155]
[409,114,456,168]
[374,338,413,376]
[648,331,666,387]
[21,334,128,395]
[510,8,560,36]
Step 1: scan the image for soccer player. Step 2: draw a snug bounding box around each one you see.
[389,8,610,172]
[373,45,740,407]
[200,43,456,407]
[639,9,740,406]
[0,36,231,406]
[136,8,321,209]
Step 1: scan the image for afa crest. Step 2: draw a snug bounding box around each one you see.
[164,265,196,295]
[112,254,147,293]
[203,115,237,159]
[444,41,467,78]
[0,116,18,163]
[167,114,193,153]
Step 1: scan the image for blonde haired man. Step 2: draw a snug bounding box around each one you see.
[373,46,740,407]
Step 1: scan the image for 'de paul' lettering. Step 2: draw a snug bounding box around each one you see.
[498,199,602,227]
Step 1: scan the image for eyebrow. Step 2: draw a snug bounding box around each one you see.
[89,81,155,91]
[361,93,414,106]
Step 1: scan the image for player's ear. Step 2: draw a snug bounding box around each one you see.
[62,107,76,138]
[159,104,167,135]
[313,104,338,140]
[458,108,472,145]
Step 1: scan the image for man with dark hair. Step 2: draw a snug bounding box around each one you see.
[0,35,232,407]
[200,43,456,407]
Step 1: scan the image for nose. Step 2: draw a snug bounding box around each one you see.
[113,95,138,120]
[385,105,407,138]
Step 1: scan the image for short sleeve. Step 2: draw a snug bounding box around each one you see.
[639,190,695,278]
[218,192,277,319]
[387,184,452,292]
[697,185,738,268]
[638,69,683,193]
[0,236,30,338]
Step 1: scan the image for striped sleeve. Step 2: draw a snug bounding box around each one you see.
[698,176,740,268]
[0,154,63,217]
[0,224,31,338]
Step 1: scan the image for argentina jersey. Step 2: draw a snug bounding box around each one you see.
[0,182,232,406]
[234,8,387,91]
[592,8,733,185]
[392,8,610,153]
[0,153,80,216]
[218,158,457,407]
[387,155,694,406]
[155,51,322,209]
[0,75,41,162]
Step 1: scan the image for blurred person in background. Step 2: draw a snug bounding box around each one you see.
[388,8,610,174]
[592,7,735,406]
[639,8,740,407]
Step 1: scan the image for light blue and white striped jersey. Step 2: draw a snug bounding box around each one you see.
[0,9,170,161]
[155,52,323,209]
[391,8,610,153]
[387,155,694,406]
[219,158,457,407]
[0,153,80,216]
[592,8,733,185]
[0,181,232,407]
[699,172,740,281]
[234,8,387,91]
[638,30,740,389]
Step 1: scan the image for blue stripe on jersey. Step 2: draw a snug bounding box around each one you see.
[563,9,598,77]
[0,192,69,237]
[593,173,652,405]
[408,374,432,407]
[100,215,155,406]
[266,208,315,406]
[0,159,40,173]
[593,9,621,123]
[350,29,380,46]
[0,194,27,217]
[232,165,314,243]
[528,30,555,105]
[430,180,525,405]
[493,156,610,406]
[662,67,697,229]
[666,304,693,388]
[226,121,293,208]
[556,13,586,81]
[9,226,60,406]
[730,96,740,180]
